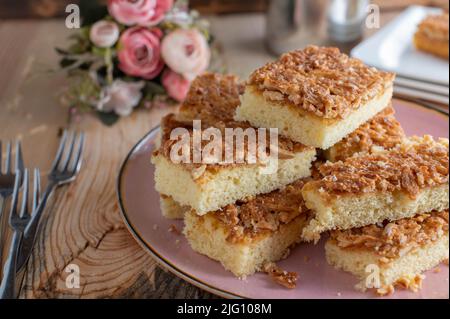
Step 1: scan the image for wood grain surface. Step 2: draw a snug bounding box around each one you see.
[17,112,215,299]
[0,19,216,299]
[0,9,445,299]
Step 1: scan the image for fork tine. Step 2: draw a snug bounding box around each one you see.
[32,168,40,212]
[5,141,12,174]
[19,169,29,218]
[69,132,85,174]
[60,132,76,172]
[15,140,24,173]
[9,171,22,222]
[50,130,68,172]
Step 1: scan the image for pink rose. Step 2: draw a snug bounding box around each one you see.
[89,20,119,48]
[118,26,164,80]
[161,29,210,81]
[108,0,173,26]
[162,69,190,102]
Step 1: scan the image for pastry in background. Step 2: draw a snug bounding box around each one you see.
[414,12,449,59]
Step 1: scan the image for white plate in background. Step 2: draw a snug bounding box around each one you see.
[352,5,449,86]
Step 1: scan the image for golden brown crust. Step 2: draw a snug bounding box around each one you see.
[414,33,449,59]
[375,274,424,296]
[393,274,424,293]
[416,13,449,41]
[155,113,308,173]
[178,73,245,125]
[262,262,298,289]
[211,179,312,243]
[329,210,448,262]
[327,105,405,161]
[248,46,395,119]
[154,73,310,175]
[307,136,449,199]
[414,13,449,59]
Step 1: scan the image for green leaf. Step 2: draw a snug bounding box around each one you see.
[80,26,91,40]
[68,42,90,55]
[96,111,120,126]
[92,46,108,57]
[60,58,77,68]
[55,47,70,55]
[145,82,166,95]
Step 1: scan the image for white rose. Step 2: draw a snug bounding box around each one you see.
[97,80,145,116]
[89,20,120,48]
[161,29,210,81]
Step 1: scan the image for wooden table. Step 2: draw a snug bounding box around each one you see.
[0,10,445,298]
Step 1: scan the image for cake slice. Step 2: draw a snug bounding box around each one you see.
[183,179,311,278]
[159,195,189,219]
[235,46,395,149]
[324,105,405,162]
[152,74,316,215]
[414,13,449,59]
[326,210,449,295]
[302,135,449,241]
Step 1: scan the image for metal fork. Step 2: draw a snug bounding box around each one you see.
[0,141,25,268]
[16,130,85,271]
[0,169,40,299]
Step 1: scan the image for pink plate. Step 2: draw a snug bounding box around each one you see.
[117,100,449,299]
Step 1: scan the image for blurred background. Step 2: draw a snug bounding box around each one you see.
[0,0,448,17]
[0,0,448,182]
[0,0,448,66]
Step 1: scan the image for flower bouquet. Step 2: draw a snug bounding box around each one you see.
[58,0,214,125]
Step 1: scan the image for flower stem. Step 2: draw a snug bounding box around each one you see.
[105,47,113,85]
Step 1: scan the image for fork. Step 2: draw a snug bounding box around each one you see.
[16,130,85,271]
[0,169,40,299]
[0,141,25,269]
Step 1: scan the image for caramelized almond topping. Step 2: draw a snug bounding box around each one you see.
[330,210,449,259]
[416,13,449,41]
[178,73,245,125]
[312,136,448,198]
[214,179,311,243]
[249,46,394,119]
[398,274,424,293]
[168,224,181,235]
[156,74,309,174]
[329,106,405,161]
[263,262,298,289]
[376,285,395,296]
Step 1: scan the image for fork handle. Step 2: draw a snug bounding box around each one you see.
[0,196,7,277]
[16,182,56,272]
[0,231,22,299]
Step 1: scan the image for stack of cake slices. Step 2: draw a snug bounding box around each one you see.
[151,46,449,294]
[152,73,317,284]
